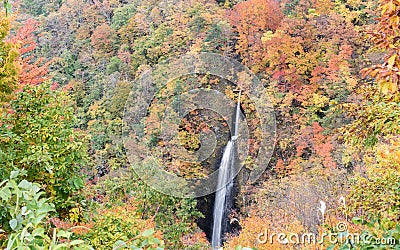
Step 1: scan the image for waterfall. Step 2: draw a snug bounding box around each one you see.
[211,92,241,249]
[211,141,234,249]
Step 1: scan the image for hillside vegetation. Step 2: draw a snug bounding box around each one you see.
[0,0,399,249]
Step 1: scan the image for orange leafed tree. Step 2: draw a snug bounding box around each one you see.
[361,0,400,94]
[91,23,115,57]
[9,19,51,86]
[228,0,283,67]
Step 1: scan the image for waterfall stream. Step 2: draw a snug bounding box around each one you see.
[211,92,241,249]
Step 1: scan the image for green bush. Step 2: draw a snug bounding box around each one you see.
[111,4,136,29]
[0,170,91,249]
[0,84,88,212]
[78,218,164,250]
[349,168,400,221]
[112,229,164,250]
[85,170,202,249]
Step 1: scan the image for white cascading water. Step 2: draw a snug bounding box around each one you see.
[211,92,241,249]
[211,140,234,249]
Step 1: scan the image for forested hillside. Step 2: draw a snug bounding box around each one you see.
[1,0,399,249]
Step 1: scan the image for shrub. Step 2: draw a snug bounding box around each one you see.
[0,170,91,249]
[83,169,202,249]
[74,199,164,249]
[348,136,400,221]
[0,83,88,212]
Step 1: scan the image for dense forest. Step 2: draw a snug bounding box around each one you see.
[0,0,400,249]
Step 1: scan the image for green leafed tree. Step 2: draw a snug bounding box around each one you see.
[0,83,88,212]
[0,15,19,104]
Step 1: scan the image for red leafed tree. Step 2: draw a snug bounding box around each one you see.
[295,122,336,169]
[91,23,115,57]
[228,0,283,67]
[9,19,51,86]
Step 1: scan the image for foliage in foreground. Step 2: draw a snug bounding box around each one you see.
[0,84,88,213]
[0,170,165,249]
[0,170,91,249]
[73,200,165,249]
[82,169,205,249]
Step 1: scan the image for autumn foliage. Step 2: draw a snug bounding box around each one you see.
[228,0,283,67]
[0,15,20,103]
[9,19,51,86]
[361,0,400,94]
[1,0,399,249]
